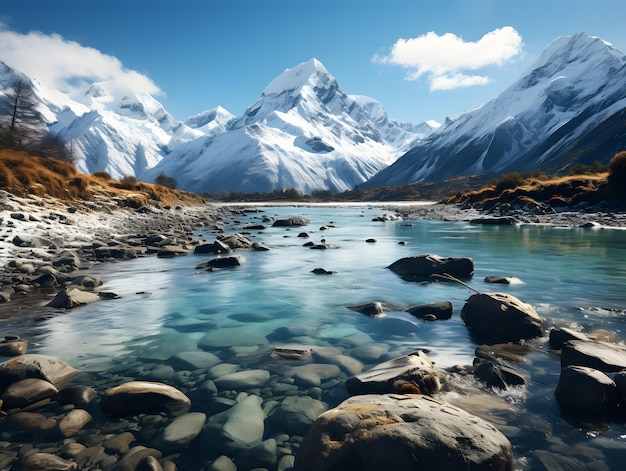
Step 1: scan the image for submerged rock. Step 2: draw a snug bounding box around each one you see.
[405,301,453,320]
[195,255,244,270]
[387,254,474,280]
[1,378,58,409]
[461,292,544,342]
[0,335,28,356]
[347,302,386,318]
[295,394,514,471]
[101,381,191,417]
[11,452,77,471]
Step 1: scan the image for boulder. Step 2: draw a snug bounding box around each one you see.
[561,340,626,372]
[484,276,523,284]
[555,365,619,412]
[213,369,270,390]
[345,351,440,395]
[473,360,525,389]
[294,394,513,471]
[460,292,543,342]
[405,301,453,320]
[311,268,335,275]
[46,287,101,309]
[387,254,474,280]
[347,302,385,318]
[1,378,58,409]
[469,216,517,225]
[101,381,191,417]
[93,245,138,261]
[218,233,253,249]
[272,217,310,227]
[235,438,278,470]
[194,240,231,254]
[0,354,78,390]
[549,327,590,350]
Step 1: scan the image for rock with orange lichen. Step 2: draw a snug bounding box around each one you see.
[295,394,513,471]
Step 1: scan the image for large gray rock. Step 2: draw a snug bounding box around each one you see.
[0,354,78,390]
[201,395,266,454]
[46,287,100,309]
[345,350,440,395]
[168,351,221,370]
[218,233,254,249]
[549,327,590,350]
[101,381,191,417]
[195,255,244,270]
[555,365,619,412]
[295,394,513,471]
[58,409,93,438]
[461,292,543,342]
[0,335,28,356]
[347,302,385,318]
[561,340,626,372]
[387,254,474,280]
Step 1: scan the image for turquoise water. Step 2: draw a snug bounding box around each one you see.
[22,205,626,468]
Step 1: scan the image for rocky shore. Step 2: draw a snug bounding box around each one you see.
[1,191,626,471]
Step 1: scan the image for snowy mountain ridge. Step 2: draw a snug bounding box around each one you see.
[366,33,626,188]
[0,57,430,192]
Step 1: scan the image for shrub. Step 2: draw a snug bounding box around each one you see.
[155,172,177,189]
[118,175,138,190]
[493,172,526,192]
[93,171,112,180]
[608,151,626,183]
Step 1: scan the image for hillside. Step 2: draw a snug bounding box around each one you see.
[0,150,204,208]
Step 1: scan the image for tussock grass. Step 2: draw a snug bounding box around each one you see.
[0,149,203,206]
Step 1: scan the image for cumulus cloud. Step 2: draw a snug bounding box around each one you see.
[375,27,523,91]
[0,26,162,97]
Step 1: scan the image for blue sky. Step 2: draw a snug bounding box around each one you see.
[1,0,625,125]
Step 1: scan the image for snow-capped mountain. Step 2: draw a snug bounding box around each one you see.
[143,59,432,194]
[366,33,626,188]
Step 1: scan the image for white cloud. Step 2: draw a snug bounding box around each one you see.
[0,26,162,97]
[375,27,523,91]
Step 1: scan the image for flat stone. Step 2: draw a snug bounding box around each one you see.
[168,351,221,370]
[213,369,270,390]
[561,340,626,372]
[235,438,278,470]
[101,381,191,417]
[549,327,590,350]
[207,455,237,471]
[112,446,162,471]
[387,254,474,280]
[295,394,513,471]
[0,378,58,409]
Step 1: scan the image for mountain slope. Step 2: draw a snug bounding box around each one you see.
[366,33,626,188]
[143,59,432,194]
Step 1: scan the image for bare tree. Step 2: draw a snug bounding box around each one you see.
[0,77,45,150]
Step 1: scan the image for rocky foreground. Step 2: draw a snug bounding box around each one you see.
[1,190,626,470]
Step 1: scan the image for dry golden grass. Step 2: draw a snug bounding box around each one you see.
[448,172,611,207]
[0,149,203,206]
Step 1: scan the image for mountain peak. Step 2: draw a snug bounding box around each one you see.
[262,58,333,96]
